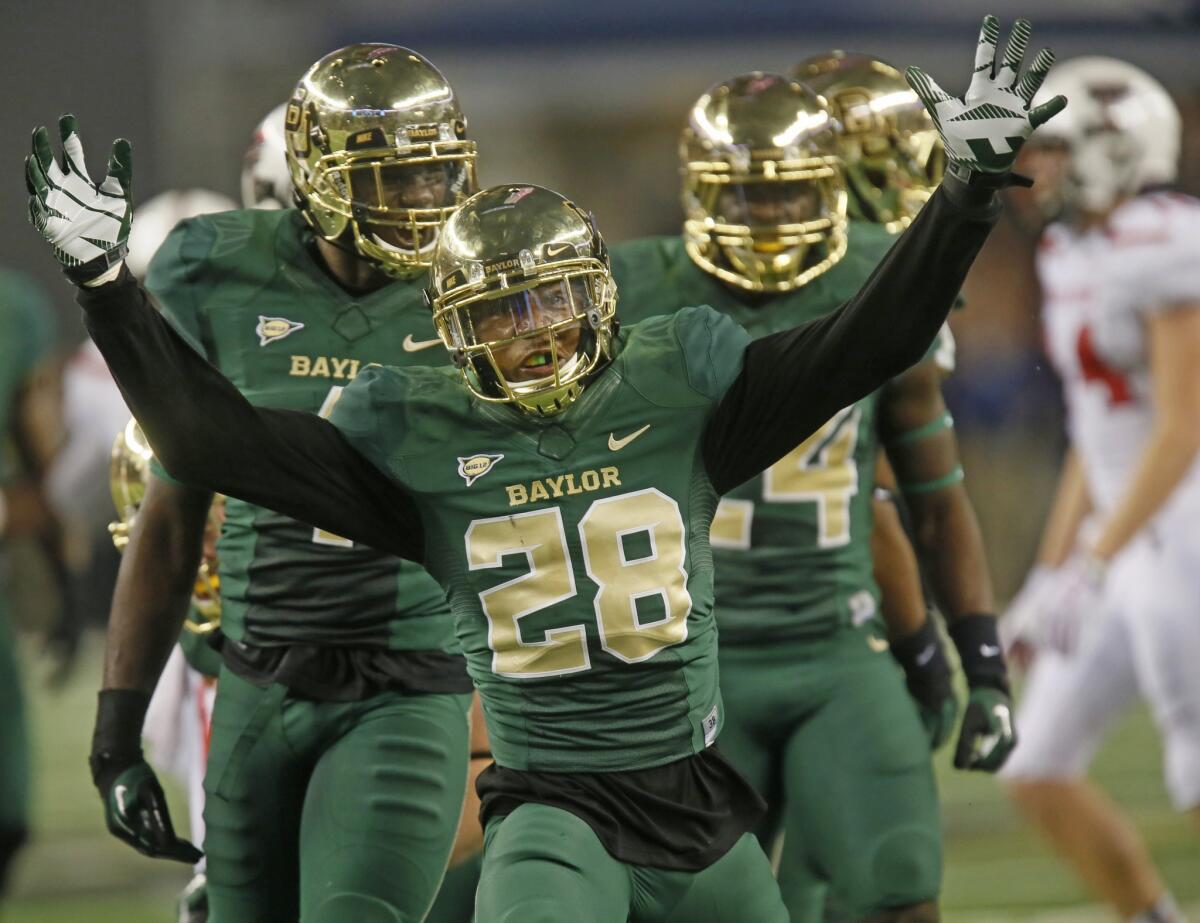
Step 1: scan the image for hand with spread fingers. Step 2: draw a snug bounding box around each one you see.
[907,15,1067,180]
[25,114,132,284]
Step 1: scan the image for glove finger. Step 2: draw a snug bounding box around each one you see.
[953,712,982,769]
[160,837,205,865]
[100,138,133,198]
[1030,94,1068,130]
[24,153,49,198]
[998,18,1032,87]
[30,125,59,185]
[967,14,1001,96]
[57,114,92,185]
[905,67,952,122]
[1016,48,1056,105]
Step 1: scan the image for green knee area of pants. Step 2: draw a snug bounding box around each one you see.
[203,666,471,923]
[0,613,30,833]
[475,803,787,923]
[716,624,942,920]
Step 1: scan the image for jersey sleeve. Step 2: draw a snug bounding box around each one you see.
[672,306,752,401]
[144,217,214,357]
[78,268,425,561]
[702,183,999,494]
[1133,198,1200,313]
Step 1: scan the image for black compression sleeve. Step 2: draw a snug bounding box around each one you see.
[703,180,1000,494]
[78,267,424,561]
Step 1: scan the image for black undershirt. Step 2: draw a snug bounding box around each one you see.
[79,178,1000,869]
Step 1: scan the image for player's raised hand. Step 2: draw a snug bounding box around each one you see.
[907,16,1066,178]
[25,115,132,284]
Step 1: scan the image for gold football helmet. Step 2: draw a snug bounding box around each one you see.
[109,419,222,633]
[285,44,478,277]
[794,52,944,233]
[428,184,617,416]
[681,73,847,293]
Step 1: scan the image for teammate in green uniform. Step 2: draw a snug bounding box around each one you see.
[0,270,57,902]
[28,17,1065,922]
[80,45,481,922]
[610,57,1013,922]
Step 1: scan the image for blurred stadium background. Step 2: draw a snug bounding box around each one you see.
[2,0,1199,919]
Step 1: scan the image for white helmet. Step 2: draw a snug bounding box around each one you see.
[241,102,293,209]
[1033,57,1180,213]
[126,189,238,278]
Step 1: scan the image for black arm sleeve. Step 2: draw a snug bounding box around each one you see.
[703,180,1000,494]
[78,267,424,561]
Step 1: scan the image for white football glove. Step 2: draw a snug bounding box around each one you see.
[999,565,1061,657]
[26,115,132,284]
[907,16,1067,179]
[1036,551,1107,656]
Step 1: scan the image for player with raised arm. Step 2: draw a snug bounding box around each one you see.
[58,45,482,922]
[998,57,1200,923]
[608,46,1009,923]
[27,18,1063,922]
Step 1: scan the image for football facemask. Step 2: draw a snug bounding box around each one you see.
[286,44,478,278]
[681,73,848,293]
[429,185,618,416]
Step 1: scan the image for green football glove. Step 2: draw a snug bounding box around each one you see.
[907,16,1066,179]
[100,761,203,864]
[953,686,1016,772]
[948,613,1017,772]
[25,114,132,284]
[90,689,202,864]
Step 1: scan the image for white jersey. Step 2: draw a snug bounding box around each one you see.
[1039,192,1200,519]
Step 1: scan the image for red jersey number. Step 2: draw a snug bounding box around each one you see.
[1077,326,1133,406]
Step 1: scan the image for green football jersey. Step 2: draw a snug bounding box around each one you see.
[611,225,897,642]
[330,307,751,772]
[145,209,453,652]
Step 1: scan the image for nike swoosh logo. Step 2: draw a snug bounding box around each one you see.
[867,635,890,653]
[544,242,573,259]
[980,643,1001,657]
[403,334,442,352]
[916,643,937,666]
[608,424,651,451]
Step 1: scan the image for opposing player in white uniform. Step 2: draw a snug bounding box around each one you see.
[1001,58,1200,923]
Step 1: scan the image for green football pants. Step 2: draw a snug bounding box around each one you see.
[0,610,30,892]
[475,802,787,923]
[203,666,471,923]
[717,623,941,921]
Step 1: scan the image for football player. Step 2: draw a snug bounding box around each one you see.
[0,269,58,903]
[999,58,1200,923]
[76,44,481,921]
[28,17,1064,922]
[608,51,1009,923]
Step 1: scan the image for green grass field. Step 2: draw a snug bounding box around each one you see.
[5,633,1197,922]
